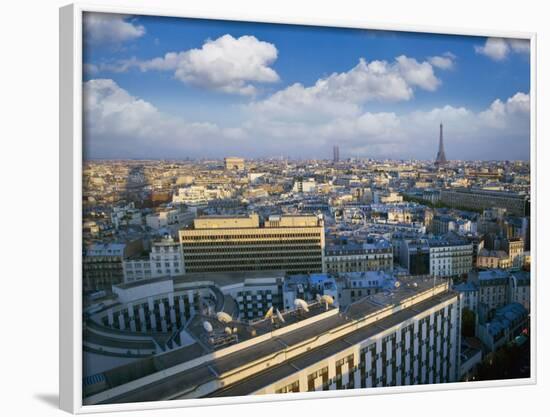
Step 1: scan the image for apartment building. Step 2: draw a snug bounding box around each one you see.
[440,188,529,216]
[83,241,143,292]
[83,277,461,404]
[123,236,183,283]
[428,237,473,278]
[324,240,393,274]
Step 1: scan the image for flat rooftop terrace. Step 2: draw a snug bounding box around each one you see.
[85,277,453,405]
[209,290,457,398]
[173,270,286,288]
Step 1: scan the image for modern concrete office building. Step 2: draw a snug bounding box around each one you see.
[399,239,430,276]
[179,213,325,275]
[439,188,529,216]
[82,276,461,404]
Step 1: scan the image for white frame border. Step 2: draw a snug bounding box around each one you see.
[59,2,537,414]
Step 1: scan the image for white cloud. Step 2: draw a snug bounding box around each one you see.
[475,37,530,61]
[83,79,241,157]
[509,39,530,53]
[83,63,99,75]
[428,52,456,70]
[122,34,279,95]
[479,92,530,128]
[245,92,529,159]
[84,13,145,45]
[83,79,529,160]
[395,55,441,91]
[249,56,442,121]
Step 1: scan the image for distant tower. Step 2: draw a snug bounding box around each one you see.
[333,145,340,163]
[434,122,447,168]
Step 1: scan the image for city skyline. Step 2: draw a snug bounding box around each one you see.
[83,13,531,161]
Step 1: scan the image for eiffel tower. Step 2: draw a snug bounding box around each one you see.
[434,122,447,168]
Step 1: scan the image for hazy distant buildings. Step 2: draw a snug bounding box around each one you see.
[145,207,194,230]
[224,156,245,171]
[292,177,317,193]
[179,213,325,275]
[111,202,142,230]
[373,190,403,204]
[172,185,232,205]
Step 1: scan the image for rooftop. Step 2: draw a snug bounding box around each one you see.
[85,276,453,404]
[478,269,510,281]
[486,303,528,336]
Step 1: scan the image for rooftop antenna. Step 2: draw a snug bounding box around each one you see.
[264,306,274,324]
[203,320,213,333]
[294,298,310,313]
[276,308,285,323]
[216,311,232,324]
[320,295,334,310]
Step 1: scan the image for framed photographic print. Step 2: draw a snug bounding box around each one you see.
[59,2,536,413]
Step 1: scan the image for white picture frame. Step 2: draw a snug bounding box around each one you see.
[60,2,537,413]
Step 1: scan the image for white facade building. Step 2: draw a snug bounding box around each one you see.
[123,236,183,283]
[172,185,231,205]
[84,277,461,404]
[428,238,473,278]
[145,208,194,230]
[111,202,142,229]
[292,178,317,193]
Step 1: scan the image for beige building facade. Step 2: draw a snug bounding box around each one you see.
[179,214,325,274]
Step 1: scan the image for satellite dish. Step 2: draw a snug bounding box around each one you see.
[216,311,232,323]
[321,295,334,306]
[232,326,238,334]
[276,308,285,323]
[394,281,401,288]
[264,306,274,320]
[294,298,309,312]
[203,321,213,333]
[224,326,232,335]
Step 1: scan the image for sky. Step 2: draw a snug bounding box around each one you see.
[82,12,531,161]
